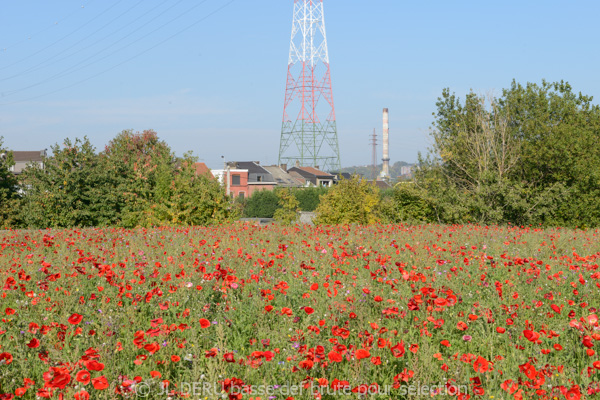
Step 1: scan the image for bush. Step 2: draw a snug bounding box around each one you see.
[243,190,279,218]
[314,176,380,225]
[379,183,435,224]
[274,188,299,225]
[293,187,328,211]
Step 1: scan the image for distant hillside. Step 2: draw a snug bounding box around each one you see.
[340,161,414,180]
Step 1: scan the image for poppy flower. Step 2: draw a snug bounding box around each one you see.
[0,352,13,365]
[199,318,211,329]
[328,351,343,363]
[473,356,489,373]
[76,370,91,385]
[83,360,104,372]
[304,307,314,315]
[74,391,90,400]
[355,349,370,359]
[68,313,83,325]
[92,376,109,390]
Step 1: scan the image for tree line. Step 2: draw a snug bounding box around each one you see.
[0,130,236,228]
[1,79,598,229]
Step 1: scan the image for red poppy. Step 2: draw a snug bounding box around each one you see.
[199,318,211,329]
[74,390,90,400]
[304,307,314,315]
[328,351,343,363]
[0,352,13,365]
[144,342,160,354]
[473,356,489,373]
[68,313,83,325]
[26,338,40,348]
[83,360,104,372]
[391,342,405,358]
[355,349,370,360]
[76,370,91,385]
[91,376,109,390]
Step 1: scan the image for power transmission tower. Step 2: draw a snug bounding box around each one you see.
[370,129,378,180]
[278,0,341,172]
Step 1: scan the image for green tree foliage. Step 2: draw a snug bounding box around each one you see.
[501,81,600,227]
[243,189,279,218]
[101,130,174,227]
[415,80,600,227]
[293,186,328,211]
[0,138,20,228]
[145,154,237,227]
[15,130,234,229]
[314,176,380,225]
[19,137,113,228]
[273,188,299,225]
[380,183,435,224]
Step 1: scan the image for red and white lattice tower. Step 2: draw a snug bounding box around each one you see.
[278,0,340,172]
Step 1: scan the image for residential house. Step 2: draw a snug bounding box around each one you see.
[262,165,304,188]
[368,180,392,190]
[287,166,335,187]
[194,162,212,178]
[9,150,47,174]
[212,161,276,199]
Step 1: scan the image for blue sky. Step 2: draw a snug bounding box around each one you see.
[1,0,599,169]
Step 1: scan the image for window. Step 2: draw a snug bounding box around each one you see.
[238,192,245,199]
[256,175,262,182]
[232,174,241,186]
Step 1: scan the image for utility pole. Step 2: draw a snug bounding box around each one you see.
[370,129,378,180]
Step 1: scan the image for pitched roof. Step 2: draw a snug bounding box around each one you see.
[194,162,212,177]
[371,180,392,190]
[229,161,276,184]
[263,165,304,187]
[12,151,46,163]
[298,166,334,177]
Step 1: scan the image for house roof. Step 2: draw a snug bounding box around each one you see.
[263,165,304,187]
[288,171,308,185]
[12,150,46,163]
[194,162,212,177]
[229,161,276,184]
[371,180,392,190]
[298,166,334,178]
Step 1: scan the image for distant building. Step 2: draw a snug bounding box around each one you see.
[193,162,212,178]
[368,180,392,190]
[262,165,304,188]
[287,165,335,187]
[213,161,276,199]
[400,165,413,176]
[9,150,47,174]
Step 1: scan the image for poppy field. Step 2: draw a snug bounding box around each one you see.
[1,223,600,399]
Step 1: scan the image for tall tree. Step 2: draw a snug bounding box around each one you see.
[0,138,20,228]
[19,137,112,228]
[101,130,174,227]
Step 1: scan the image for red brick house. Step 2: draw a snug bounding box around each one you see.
[213,162,276,199]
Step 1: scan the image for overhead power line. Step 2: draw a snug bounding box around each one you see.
[0,0,173,82]
[1,0,95,51]
[0,0,236,106]
[0,0,126,71]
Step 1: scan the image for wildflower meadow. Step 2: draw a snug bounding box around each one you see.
[0,223,599,399]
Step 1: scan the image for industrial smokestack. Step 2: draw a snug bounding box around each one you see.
[381,108,390,179]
